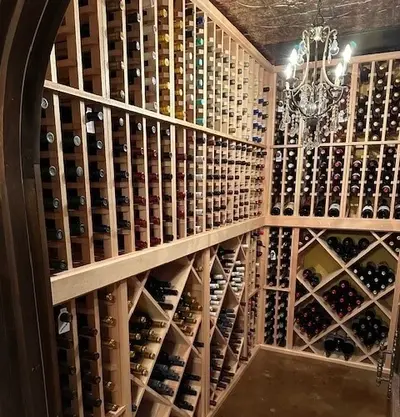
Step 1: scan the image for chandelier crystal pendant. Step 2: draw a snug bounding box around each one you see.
[281,0,356,150]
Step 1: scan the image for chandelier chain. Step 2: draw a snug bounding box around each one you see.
[313,0,325,27]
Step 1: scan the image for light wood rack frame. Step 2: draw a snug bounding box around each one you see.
[37,1,400,416]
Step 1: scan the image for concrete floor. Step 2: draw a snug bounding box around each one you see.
[215,349,388,417]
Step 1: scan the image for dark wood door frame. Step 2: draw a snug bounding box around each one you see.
[0,1,69,416]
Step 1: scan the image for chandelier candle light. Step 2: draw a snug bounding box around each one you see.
[281,0,356,149]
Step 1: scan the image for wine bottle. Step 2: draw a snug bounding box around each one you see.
[377,199,390,219]
[361,200,373,218]
[328,202,340,217]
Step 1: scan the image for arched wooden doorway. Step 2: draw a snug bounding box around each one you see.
[0,1,69,416]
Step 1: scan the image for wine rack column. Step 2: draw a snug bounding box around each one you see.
[174,0,185,120]
[131,117,150,250]
[142,0,159,113]
[176,127,187,239]
[146,120,163,247]
[55,300,84,416]
[105,0,127,103]
[40,91,73,272]
[206,20,216,130]
[214,27,223,133]
[185,1,195,124]
[125,0,144,107]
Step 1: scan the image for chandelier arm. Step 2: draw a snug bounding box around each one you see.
[321,27,344,89]
[290,33,311,94]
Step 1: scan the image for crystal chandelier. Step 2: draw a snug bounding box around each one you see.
[281,0,356,150]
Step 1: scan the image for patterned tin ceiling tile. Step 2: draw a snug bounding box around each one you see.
[210,0,399,59]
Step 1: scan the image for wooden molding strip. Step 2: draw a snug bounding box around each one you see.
[257,344,384,372]
[51,217,264,304]
[265,215,400,232]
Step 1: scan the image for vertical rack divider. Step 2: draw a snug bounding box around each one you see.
[103,109,119,258]
[88,292,107,417]
[286,228,299,349]
[293,145,304,217]
[341,63,359,217]
[356,143,369,218]
[372,143,385,217]
[141,117,151,247]
[70,299,85,416]
[107,281,131,412]
[380,59,393,141]
[242,232,251,356]
[156,121,164,243]
[232,41,239,138]
[373,60,393,216]
[124,112,135,252]
[201,248,211,417]
[138,0,146,108]
[170,124,178,240]
[309,146,319,216]
[201,135,207,232]
[181,0,187,121]
[390,140,400,216]
[209,21,216,130]
[120,0,129,105]
[256,227,268,345]
[265,72,277,215]
[279,148,288,215]
[192,5,198,125]
[75,101,95,265]
[387,254,400,368]
[52,91,74,269]
[72,0,84,91]
[365,61,376,142]
[203,14,208,128]
[154,0,160,114]
[168,0,175,119]
[323,145,334,216]
[374,60,393,218]
[216,27,223,133]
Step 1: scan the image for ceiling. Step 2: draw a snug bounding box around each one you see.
[210,0,400,64]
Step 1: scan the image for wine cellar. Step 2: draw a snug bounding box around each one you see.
[2,0,400,416]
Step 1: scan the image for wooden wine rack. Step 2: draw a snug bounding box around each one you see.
[54,230,263,417]
[261,226,400,369]
[41,0,270,281]
[268,52,400,231]
[33,0,400,414]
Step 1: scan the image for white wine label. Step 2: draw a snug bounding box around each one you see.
[58,307,71,335]
[86,107,95,134]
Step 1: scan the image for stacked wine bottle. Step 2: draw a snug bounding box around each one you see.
[322,279,364,318]
[323,333,355,361]
[386,233,400,254]
[264,292,288,346]
[352,309,389,347]
[295,301,333,340]
[352,262,395,295]
[325,235,370,262]
[266,227,293,288]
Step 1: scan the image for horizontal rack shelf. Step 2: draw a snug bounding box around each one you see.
[52,217,264,304]
[44,80,268,149]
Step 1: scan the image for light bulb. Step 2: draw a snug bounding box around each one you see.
[342,44,352,62]
[284,63,293,80]
[335,62,344,80]
[289,48,298,65]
